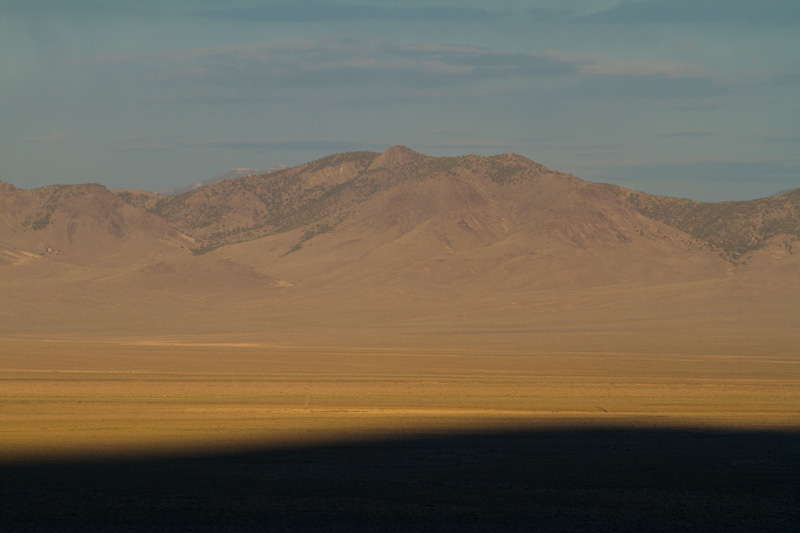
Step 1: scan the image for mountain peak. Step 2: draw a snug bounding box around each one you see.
[385,144,417,155]
[368,145,423,170]
[492,152,532,164]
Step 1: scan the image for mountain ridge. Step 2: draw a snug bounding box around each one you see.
[1,146,798,351]
[3,146,798,263]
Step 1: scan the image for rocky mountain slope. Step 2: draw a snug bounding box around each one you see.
[5,146,796,265]
[115,146,794,260]
[615,185,800,259]
[1,146,798,351]
[0,181,191,266]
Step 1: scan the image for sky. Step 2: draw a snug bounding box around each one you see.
[2,0,799,201]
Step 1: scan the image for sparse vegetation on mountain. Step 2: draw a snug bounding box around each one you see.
[618,187,800,258]
[2,146,799,370]
[3,146,799,264]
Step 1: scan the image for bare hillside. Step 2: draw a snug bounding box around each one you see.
[1,147,798,354]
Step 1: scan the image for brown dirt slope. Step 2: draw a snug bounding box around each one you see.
[1,147,798,352]
[0,181,191,265]
[139,150,378,253]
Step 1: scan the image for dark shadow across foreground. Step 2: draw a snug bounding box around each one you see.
[2,427,798,532]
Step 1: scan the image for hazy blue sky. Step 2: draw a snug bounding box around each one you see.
[2,0,799,200]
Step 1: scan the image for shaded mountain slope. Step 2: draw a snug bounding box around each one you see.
[125,147,584,255]
[615,186,800,259]
[228,151,725,293]
[0,181,191,266]
[160,147,726,301]
[141,151,378,253]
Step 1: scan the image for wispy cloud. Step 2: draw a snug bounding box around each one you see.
[587,159,800,200]
[193,1,506,23]
[572,73,727,99]
[771,71,800,86]
[527,8,576,24]
[17,131,70,143]
[91,38,723,95]
[601,160,800,184]
[190,138,384,152]
[424,139,514,149]
[83,37,733,108]
[544,50,716,78]
[0,1,165,17]
[190,136,520,158]
[3,1,507,25]
[393,44,575,76]
[764,135,800,144]
[660,132,717,138]
[110,136,388,154]
[88,38,579,101]
[107,143,172,152]
[581,0,800,26]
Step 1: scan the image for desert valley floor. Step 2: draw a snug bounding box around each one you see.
[2,338,800,459]
[2,337,799,531]
[2,148,799,529]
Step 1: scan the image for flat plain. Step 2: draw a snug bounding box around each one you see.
[2,338,799,531]
[2,149,799,529]
[2,338,798,459]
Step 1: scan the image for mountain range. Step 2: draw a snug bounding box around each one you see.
[1,146,798,354]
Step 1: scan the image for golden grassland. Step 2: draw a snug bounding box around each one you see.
[2,338,798,460]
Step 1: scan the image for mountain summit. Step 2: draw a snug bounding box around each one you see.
[367,145,425,170]
[3,147,798,267]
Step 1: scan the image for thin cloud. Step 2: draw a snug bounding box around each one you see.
[18,131,70,143]
[582,0,800,26]
[660,132,717,138]
[394,45,576,76]
[0,1,164,17]
[107,143,172,152]
[527,8,576,24]
[84,39,733,108]
[593,159,800,201]
[544,50,715,79]
[339,85,513,107]
[764,135,800,144]
[192,138,383,152]
[573,73,728,99]
[604,160,800,184]
[194,1,506,23]
[89,38,578,98]
[772,71,800,86]
[423,139,519,149]
[665,101,737,112]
